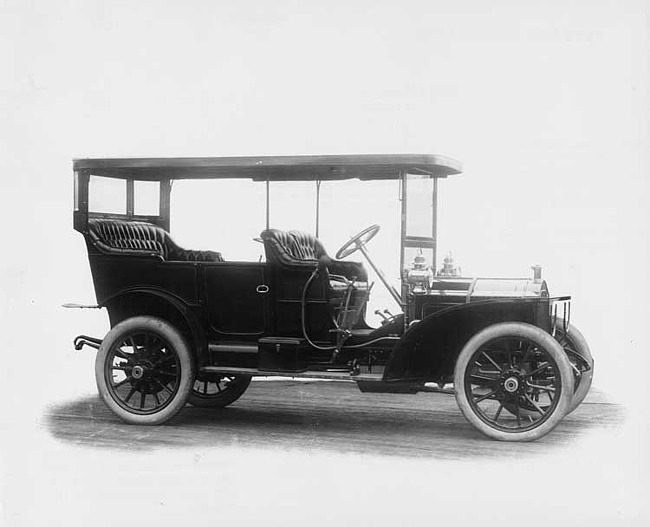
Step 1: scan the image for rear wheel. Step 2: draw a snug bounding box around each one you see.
[189,374,252,408]
[95,316,194,425]
[454,322,573,441]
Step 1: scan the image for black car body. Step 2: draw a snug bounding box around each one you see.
[70,154,593,441]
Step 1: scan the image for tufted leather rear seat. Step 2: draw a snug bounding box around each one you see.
[87,218,224,262]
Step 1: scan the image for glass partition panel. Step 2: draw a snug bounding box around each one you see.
[405,174,434,238]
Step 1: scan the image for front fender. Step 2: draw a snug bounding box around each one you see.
[384,298,549,383]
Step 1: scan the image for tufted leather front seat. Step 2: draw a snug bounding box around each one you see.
[260,229,367,281]
[259,229,371,337]
[87,218,224,262]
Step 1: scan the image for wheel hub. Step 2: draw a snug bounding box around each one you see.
[503,377,519,393]
[500,369,526,395]
[132,365,145,379]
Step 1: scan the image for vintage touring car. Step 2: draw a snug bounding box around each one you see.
[68,154,593,441]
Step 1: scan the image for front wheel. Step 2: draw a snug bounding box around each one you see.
[504,319,594,418]
[454,322,574,442]
[552,317,594,413]
[95,316,195,425]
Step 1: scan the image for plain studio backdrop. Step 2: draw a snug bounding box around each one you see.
[1,0,648,525]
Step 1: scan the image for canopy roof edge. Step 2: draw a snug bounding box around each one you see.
[73,154,462,181]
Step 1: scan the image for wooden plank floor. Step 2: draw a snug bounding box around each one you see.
[43,381,624,459]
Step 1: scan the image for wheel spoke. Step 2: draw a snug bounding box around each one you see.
[203,380,208,395]
[524,394,547,415]
[473,388,498,403]
[524,362,550,378]
[128,337,138,353]
[153,335,164,351]
[153,354,175,367]
[504,340,513,367]
[124,386,137,403]
[156,371,178,379]
[113,376,133,388]
[471,373,500,382]
[474,367,501,375]
[494,402,504,422]
[569,362,581,375]
[140,391,146,409]
[521,342,534,363]
[481,352,503,373]
[115,349,132,361]
[154,379,173,394]
[527,383,556,393]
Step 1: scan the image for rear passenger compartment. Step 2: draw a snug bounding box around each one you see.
[87,218,223,262]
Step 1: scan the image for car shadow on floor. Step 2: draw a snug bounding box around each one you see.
[43,382,625,459]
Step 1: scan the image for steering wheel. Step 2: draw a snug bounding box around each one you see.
[335,225,381,259]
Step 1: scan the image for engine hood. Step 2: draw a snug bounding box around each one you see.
[428,277,549,299]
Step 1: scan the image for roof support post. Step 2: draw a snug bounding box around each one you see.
[126,179,134,217]
[399,170,407,302]
[432,177,438,272]
[315,179,321,237]
[73,170,90,233]
[265,178,270,230]
[159,178,171,232]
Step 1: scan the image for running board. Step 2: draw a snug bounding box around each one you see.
[199,366,455,395]
[199,366,383,383]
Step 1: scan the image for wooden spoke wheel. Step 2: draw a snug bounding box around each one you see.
[552,318,594,413]
[95,316,194,425]
[454,322,574,441]
[504,318,594,418]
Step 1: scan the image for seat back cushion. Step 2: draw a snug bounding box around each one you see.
[87,218,223,262]
[260,229,327,266]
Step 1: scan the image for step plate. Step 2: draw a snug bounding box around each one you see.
[199,366,383,383]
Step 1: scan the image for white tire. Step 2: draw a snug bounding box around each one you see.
[454,322,574,442]
[95,316,194,425]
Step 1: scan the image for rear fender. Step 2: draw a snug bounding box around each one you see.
[384,298,549,383]
[102,288,209,367]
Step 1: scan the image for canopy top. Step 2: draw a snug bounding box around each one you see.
[73,154,462,181]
